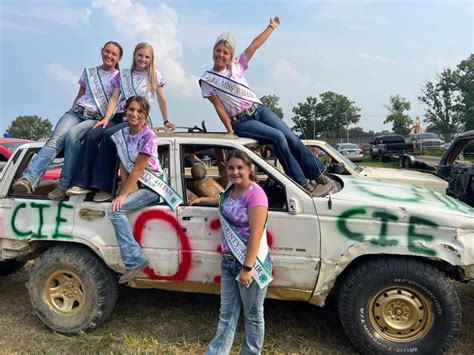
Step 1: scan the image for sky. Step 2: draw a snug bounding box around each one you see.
[1,0,473,136]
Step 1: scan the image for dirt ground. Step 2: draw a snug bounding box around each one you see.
[1,266,474,354]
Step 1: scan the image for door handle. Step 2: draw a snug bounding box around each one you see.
[79,208,105,221]
[182,216,192,221]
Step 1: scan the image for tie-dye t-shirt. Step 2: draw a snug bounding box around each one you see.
[121,126,162,175]
[220,182,268,253]
[200,53,254,117]
[76,67,120,110]
[113,68,166,113]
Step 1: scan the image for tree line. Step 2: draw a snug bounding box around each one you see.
[6,54,473,142]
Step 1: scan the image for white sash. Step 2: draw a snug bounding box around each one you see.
[218,185,273,289]
[84,67,109,117]
[111,129,183,210]
[199,71,262,105]
[120,69,153,127]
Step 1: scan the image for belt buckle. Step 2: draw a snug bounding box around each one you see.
[84,108,99,120]
[223,254,235,261]
[245,104,256,116]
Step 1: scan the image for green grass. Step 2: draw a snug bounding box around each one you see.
[1,267,474,353]
[359,155,400,168]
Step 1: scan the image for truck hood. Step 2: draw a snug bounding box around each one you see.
[359,166,448,194]
[329,175,473,228]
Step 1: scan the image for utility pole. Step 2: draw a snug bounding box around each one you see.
[345,112,350,142]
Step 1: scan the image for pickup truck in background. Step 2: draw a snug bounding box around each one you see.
[409,132,444,151]
[370,135,415,162]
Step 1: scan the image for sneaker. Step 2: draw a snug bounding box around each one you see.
[66,186,92,196]
[316,174,332,185]
[48,188,66,201]
[310,180,334,197]
[118,259,149,285]
[12,178,33,195]
[93,190,111,202]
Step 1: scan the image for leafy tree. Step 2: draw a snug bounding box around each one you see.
[260,94,284,118]
[383,95,413,135]
[291,91,361,139]
[418,68,462,142]
[456,54,474,131]
[7,115,52,140]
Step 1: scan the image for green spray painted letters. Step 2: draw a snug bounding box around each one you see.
[11,201,74,240]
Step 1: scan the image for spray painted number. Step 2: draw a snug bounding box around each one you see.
[11,201,74,240]
[337,208,437,256]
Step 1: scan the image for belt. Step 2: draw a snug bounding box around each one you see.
[230,103,259,123]
[223,254,236,261]
[74,105,102,120]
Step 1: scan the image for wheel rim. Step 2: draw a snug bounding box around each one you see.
[368,285,434,342]
[43,269,85,316]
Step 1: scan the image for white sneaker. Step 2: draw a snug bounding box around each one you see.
[93,190,111,202]
[66,186,92,196]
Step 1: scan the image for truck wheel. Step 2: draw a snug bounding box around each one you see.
[398,156,405,168]
[0,259,26,276]
[28,245,118,334]
[338,257,460,354]
[404,157,412,169]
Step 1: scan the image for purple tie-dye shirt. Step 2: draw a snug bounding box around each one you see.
[76,67,119,110]
[220,182,268,253]
[121,126,162,175]
[200,52,254,117]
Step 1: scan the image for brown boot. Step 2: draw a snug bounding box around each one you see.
[48,188,66,201]
[12,179,33,195]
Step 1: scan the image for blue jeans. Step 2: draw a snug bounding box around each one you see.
[72,114,124,189]
[206,257,271,355]
[232,105,325,185]
[107,188,161,269]
[21,107,90,188]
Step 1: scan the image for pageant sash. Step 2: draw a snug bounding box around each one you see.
[111,129,183,210]
[120,69,153,127]
[218,185,273,289]
[200,71,262,105]
[84,67,109,117]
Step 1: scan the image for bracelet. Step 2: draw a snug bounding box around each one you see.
[268,24,276,30]
[242,265,253,272]
[163,120,169,125]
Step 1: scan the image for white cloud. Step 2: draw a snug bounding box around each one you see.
[273,60,305,85]
[92,0,199,97]
[358,52,390,63]
[44,63,78,86]
[2,4,92,28]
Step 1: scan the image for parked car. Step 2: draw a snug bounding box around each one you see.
[409,133,444,151]
[334,143,363,162]
[1,134,472,354]
[0,138,61,180]
[370,135,415,162]
[303,140,448,194]
[438,130,474,206]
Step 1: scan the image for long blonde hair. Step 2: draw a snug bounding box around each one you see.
[131,42,158,94]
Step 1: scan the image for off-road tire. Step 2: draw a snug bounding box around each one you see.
[338,257,461,354]
[28,245,118,334]
[0,259,26,276]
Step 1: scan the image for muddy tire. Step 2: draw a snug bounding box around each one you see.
[28,245,118,334]
[338,257,461,354]
[0,259,26,276]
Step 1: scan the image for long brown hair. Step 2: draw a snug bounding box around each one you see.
[125,95,150,117]
[226,150,255,181]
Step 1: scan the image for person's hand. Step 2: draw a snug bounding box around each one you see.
[110,194,127,211]
[164,120,176,131]
[226,131,236,137]
[93,118,109,129]
[239,269,253,287]
[189,197,202,206]
[269,16,280,29]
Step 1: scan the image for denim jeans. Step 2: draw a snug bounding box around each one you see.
[206,257,271,355]
[232,105,325,185]
[22,107,90,188]
[107,188,161,269]
[72,114,124,189]
[90,121,129,192]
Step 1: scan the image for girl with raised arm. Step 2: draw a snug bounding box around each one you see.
[199,17,332,196]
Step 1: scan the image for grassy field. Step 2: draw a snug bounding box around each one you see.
[1,265,474,353]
